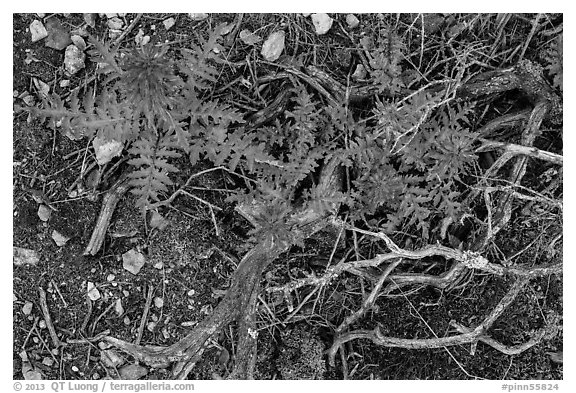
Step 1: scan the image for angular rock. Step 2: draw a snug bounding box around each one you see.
[87,282,101,301]
[122,249,146,275]
[30,20,48,42]
[51,230,70,247]
[311,13,333,35]
[163,17,176,30]
[14,247,40,266]
[64,44,85,75]
[92,136,123,165]
[346,14,360,29]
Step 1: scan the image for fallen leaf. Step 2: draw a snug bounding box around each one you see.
[51,230,70,247]
[346,14,360,29]
[14,247,40,266]
[37,204,51,222]
[93,136,123,165]
[20,351,44,380]
[87,282,101,301]
[64,44,86,75]
[32,78,50,100]
[122,249,146,275]
[311,14,333,35]
[150,211,169,230]
[261,31,285,62]
[239,29,262,46]
[218,347,230,365]
[71,35,87,51]
[44,17,72,50]
[123,354,148,377]
[30,20,48,42]
[163,17,176,30]
[546,351,563,364]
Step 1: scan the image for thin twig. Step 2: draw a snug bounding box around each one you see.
[135,285,154,345]
[38,287,62,348]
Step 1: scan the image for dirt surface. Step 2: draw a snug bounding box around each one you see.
[13,13,562,381]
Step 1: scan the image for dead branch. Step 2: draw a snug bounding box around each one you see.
[327,276,550,365]
[83,172,130,256]
[104,158,344,378]
[476,138,562,165]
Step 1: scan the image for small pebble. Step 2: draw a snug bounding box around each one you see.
[39,320,46,329]
[71,365,79,372]
[187,289,195,296]
[154,297,164,308]
[32,337,39,344]
[52,348,59,356]
[163,17,175,30]
[42,357,54,367]
[107,274,115,282]
[30,20,48,42]
[22,301,33,315]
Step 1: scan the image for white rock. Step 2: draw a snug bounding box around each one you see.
[87,282,101,301]
[100,349,125,368]
[122,249,146,275]
[22,301,33,315]
[92,136,123,165]
[134,29,150,46]
[188,13,208,21]
[346,14,360,29]
[37,205,51,222]
[42,357,54,367]
[14,247,40,266]
[64,44,85,75]
[51,230,70,246]
[261,31,285,61]
[30,20,48,42]
[352,64,367,80]
[107,17,124,30]
[114,298,124,316]
[163,17,176,30]
[311,14,333,35]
